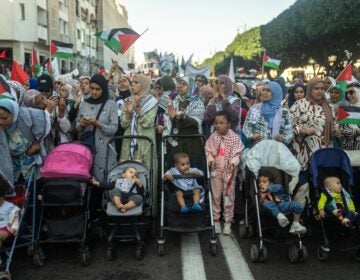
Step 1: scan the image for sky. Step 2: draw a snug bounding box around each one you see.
[121,0,297,64]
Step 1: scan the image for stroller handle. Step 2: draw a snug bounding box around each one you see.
[108,135,154,146]
[170,174,204,180]
[162,134,206,142]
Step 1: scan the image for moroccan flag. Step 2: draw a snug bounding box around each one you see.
[263,52,281,69]
[338,106,360,125]
[95,28,140,54]
[50,40,73,59]
[32,48,41,77]
[336,64,352,93]
[10,61,29,85]
[0,50,5,58]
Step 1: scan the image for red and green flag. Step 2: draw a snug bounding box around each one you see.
[0,76,12,100]
[338,106,360,125]
[50,40,73,59]
[95,28,141,54]
[32,48,41,77]
[263,52,281,69]
[336,64,352,93]
[0,50,5,58]
[10,61,29,85]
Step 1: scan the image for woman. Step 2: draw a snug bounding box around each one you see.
[120,74,158,167]
[0,97,50,184]
[7,80,25,105]
[287,83,306,109]
[193,74,208,97]
[76,74,118,181]
[329,85,348,109]
[243,81,293,148]
[290,78,339,170]
[203,75,241,134]
[341,83,360,150]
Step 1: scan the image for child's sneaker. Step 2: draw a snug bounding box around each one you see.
[180,205,189,214]
[277,213,289,227]
[342,218,352,227]
[191,203,203,212]
[289,221,307,234]
[214,222,222,234]
[223,223,232,235]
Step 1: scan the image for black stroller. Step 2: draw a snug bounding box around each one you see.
[35,143,94,267]
[103,136,154,260]
[157,134,217,256]
[309,148,360,262]
[240,140,308,263]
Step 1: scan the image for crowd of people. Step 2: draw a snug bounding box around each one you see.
[0,62,360,240]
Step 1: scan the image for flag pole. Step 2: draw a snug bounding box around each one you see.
[261,50,265,79]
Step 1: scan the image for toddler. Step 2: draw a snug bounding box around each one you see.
[205,111,244,235]
[318,176,356,227]
[164,153,204,214]
[91,167,144,213]
[258,169,306,234]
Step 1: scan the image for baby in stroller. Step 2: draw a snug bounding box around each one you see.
[258,169,306,234]
[91,167,144,213]
[164,153,204,214]
[318,176,357,227]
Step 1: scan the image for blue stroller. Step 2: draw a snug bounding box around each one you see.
[310,148,360,262]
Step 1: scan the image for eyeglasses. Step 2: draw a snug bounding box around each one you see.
[214,80,224,85]
[346,90,355,95]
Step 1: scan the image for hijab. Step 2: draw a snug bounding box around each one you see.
[177,76,197,101]
[217,75,233,96]
[86,74,109,104]
[200,85,214,104]
[306,78,333,145]
[132,74,151,100]
[288,83,307,108]
[0,98,20,131]
[22,89,42,108]
[261,81,283,128]
[329,85,347,106]
[347,83,360,107]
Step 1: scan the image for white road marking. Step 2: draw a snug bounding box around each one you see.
[219,235,254,280]
[181,233,207,280]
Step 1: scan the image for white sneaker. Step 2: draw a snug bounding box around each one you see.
[277,213,289,227]
[289,221,307,234]
[215,222,222,234]
[223,223,232,235]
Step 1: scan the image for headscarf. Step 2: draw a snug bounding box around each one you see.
[86,74,109,104]
[0,76,17,102]
[195,75,208,85]
[28,78,38,90]
[199,85,214,104]
[22,89,42,108]
[288,83,307,108]
[132,74,151,100]
[217,75,233,96]
[233,82,247,97]
[329,85,347,106]
[306,78,333,145]
[346,82,360,107]
[7,80,25,104]
[0,98,19,124]
[261,81,283,128]
[324,76,336,90]
[177,76,197,100]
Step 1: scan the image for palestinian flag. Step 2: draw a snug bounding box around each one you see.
[263,52,281,69]
[338,106,360,125]
[336,64,352,93]
[50,40,73,59]
[0,76,13,100]
[32,48,41,77]
[95,28,140,54]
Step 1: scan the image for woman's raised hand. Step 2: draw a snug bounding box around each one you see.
[125,99,133,114]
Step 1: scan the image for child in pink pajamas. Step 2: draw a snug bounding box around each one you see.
[205,111,244,235]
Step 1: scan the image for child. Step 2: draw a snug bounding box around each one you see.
[164,153,204,214]
[0,187,20,247]
[318,176,356,227]
[258,169,307,234]
[205,111,244,235]
[90,167,144,213]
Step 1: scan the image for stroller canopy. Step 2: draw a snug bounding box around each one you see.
[41,143,93,179]
[242,140,300,178]
[309,148,353,188]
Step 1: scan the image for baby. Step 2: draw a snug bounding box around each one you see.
[318,176,356,227]
[91,167,144,213]
[164,153,204,214]
[258,169,306,234]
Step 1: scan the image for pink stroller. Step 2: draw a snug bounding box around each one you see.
[35,143,94,267]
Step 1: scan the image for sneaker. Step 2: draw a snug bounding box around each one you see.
[180,205,190,214]
[277,213,289,227]
[214,222,222,234]
[289,221,307,234]
[191,203,203,212]
[342,218,352,227]
[223,223,232,235]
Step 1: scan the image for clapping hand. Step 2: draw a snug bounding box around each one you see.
[125,99,133,114]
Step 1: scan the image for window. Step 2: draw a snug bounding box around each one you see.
[76,0,80,17]
[77,29,81,40]
[20,3,25,20]
[24,52,31,67]
[39,55,46,64]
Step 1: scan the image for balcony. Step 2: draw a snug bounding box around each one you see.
[37,25,48,41]
[36,0,46,10]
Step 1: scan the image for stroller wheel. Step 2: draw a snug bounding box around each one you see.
[249,244,259,263]
[298,245,308,263]
[106,247,116,261]
[288,245,299,263]
[353,248,360,262]
[136,247,144,260]
[317,246,329,262]
[210,243,218,256]
[259,245,268,262]
[158,244,165,257]
[80,249,90,267]
[33,252,44,268]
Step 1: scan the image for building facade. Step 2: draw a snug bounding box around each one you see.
[0,0,133,76]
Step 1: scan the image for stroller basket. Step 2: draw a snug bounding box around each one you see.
[41,180,87,205]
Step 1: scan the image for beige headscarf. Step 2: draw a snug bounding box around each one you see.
[132,74,151,101]
[22,89,42,108]
[306,78,333,145]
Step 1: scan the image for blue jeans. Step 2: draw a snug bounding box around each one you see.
[324,204,356,222]
[263,200,303,218]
